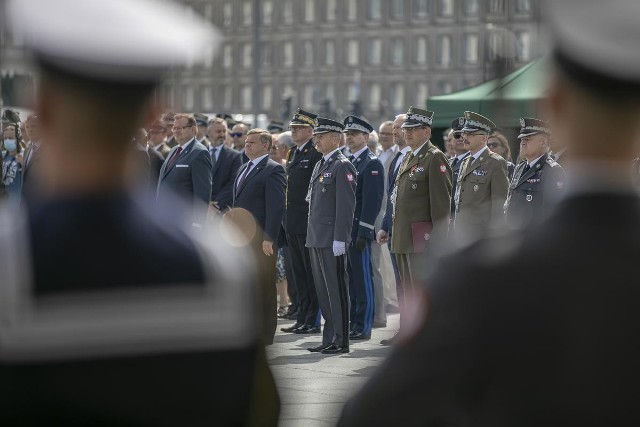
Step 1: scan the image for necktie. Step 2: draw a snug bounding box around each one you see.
[165,146,183,171]
[390,151,402,178]
[452,157,459,168]
[349,155,355,163]
[210,147,217,169]
[523,163,531,173]
[236,161,253,190]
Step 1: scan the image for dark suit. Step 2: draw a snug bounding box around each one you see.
[348,148,384,337]
[0,193,280,426]
[339,192,640,426]
[148,146,164,191]
[211,145,242,211]
[156,138,212,226]
[285,140,323,327]
[233,155,287,345]
[21,142,43,200]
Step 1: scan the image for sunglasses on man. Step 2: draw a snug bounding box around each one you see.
[229,132,245,138]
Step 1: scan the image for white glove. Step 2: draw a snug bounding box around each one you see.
[332,240,346,257]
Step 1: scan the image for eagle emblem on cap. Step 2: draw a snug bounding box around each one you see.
[520,118,526,127]
[458,117,464,126]
[348,117,353,123]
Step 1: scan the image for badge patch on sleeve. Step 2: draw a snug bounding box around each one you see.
[346,173,354,182]
[439,164,447,173]
[371,170,379,176]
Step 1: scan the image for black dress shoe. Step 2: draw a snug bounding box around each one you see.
[284,310,299,320]
[380,332,398,346]
[321,344,350,354]
[294,325,321,334]
[280,322,303,333]
[307,343,331,352]
[349,331,370,340]
[349,330,360,338]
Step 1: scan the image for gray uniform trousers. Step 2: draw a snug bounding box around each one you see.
[309,248,350,347]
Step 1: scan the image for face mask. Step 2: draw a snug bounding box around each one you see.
[3,139,17,152]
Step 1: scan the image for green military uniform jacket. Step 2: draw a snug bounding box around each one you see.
[454,147,509,238]
[391,141,452,254]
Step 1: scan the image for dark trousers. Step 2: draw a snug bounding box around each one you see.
[253,241,278,345]
[348,241,375,336]
[287,233,320,327]
[388,240,403,312]
[283,246,297,310]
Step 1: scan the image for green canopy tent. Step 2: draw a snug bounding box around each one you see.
[428,58,551,129]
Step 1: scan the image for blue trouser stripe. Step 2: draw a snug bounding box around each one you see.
[360,242,374,335]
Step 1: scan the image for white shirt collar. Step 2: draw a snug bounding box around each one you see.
[528,154,546,168]
[323,147,341,162]
[456,151,470,161]
[412,141,429,157]
[399,145,412,155]
[247,153,269,166]
[180,138,196,151]
[297,140,312,152]
[472,145,489,161]
[350,146,368,159]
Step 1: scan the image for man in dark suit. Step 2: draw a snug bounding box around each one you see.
[232,128,287,345]
[156,113,213,227]
[339,1,640,425]
[0,0,279,425]
[306,118,357,355]
[343,116,384,341]
[21,113,43,200]
[208,117,242,212]
[280,109,324,335]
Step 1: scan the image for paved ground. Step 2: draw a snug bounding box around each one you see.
[267,313,399,427]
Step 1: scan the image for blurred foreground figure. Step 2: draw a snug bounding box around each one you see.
[0,0,279,425]
[339,1,640,425]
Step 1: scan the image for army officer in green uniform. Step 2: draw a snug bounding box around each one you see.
[454,111,509,246]
[391,107,452,328]
[504,118,566,227]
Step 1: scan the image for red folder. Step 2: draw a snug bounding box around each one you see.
[411,221,433,253]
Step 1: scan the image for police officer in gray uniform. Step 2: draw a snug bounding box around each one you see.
[505,118,566,227]
[306,118,357,355]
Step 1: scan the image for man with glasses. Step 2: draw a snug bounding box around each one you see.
[504,118,565,227]
[230,122,250,163]
[448,117,470,219]
[157,113,213,227]
[453,111,509,245]
[389,107,452,332]
[148,120,171,158]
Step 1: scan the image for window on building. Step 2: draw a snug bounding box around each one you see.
[284,42,294,67]
[242,1,252,26]
[347,0,357,22]
[203,3,213,21]
[304,0,315,23]
[516,0,531,13]
[261,43,272,67]
[347,40,359,66]
[303,41,314,66]
[414,0,428,18]
[282,0,293,24]
[369,83,382,110]
[439,81,453,94]
[390,0,404,19]
[223,44,233,69]
[489,31,501,59]
[489,0,504,13]
[367,39,382,65]
[416,83,428,107]
[203,45,214,69]
[463,0,479,15]
[202,86,213,110]
[283,84,294,98]
[242,43,252,68]
[438,35,452,67]
[223,86,232,110]
[325,83,335,101]
[262,85,272,111]
[463,34,479,64]
[303,85,316,109]
[348,83,359,102]
[222,2,232,27]
[516,31,531,61]
[183,85,194,111]
[390,83,405,112]
[326,0,337,21]
[164,84,175,108]
[439,0,454,17]
[391,38,404,66]
[325,40,335,65]
[416,36,428,64]
[241,86,252,111]
[368,0,382,20]
[263,1,273,25]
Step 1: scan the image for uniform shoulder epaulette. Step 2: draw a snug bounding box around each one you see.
[428,146,440,154]
[546,156,560,167]
[368,152,377,159]
[489,151,505,161]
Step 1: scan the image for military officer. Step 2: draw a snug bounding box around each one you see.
[343,116,385,341]
[505,118,566,227]
[306,117,357,355]
[448,117,470,219]
[268,120,285,135]
[391,107,452,326]
[454,111,509,245]
[281,108,323,334]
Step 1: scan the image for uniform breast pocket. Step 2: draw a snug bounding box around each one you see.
[321,177,334,185]
[407,173,427,194]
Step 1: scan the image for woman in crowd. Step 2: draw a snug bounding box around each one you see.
[1,121,23,206]
[488,131,516,180]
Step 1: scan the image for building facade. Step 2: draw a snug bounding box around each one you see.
[1,0,543,124]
